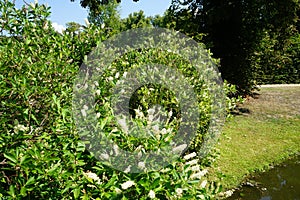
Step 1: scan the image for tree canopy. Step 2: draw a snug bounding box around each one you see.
[167,0,299,93]
[72,0,300,94]
[70,0,138,13]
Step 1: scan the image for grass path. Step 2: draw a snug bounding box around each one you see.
[208,86,300,191]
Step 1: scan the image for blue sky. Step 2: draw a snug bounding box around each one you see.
[15,0,171,31]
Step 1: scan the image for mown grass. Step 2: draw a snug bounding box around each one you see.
[208,86,300,190]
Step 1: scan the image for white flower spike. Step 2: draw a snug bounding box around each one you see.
[148,190,156,199]
[184,152,197,160]
[176,188,183,196]
[121,180,135,190]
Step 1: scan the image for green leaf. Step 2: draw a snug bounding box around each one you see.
[152,177,161,188]
[8,185,16,197]
[30,113,38,124]
[73,188,80,199]
[20,155,29,166]
[25,39,31,45]
[138,177,150,188]
[20,186,27,196]
[76,141,86,152]
[103,174,118,189]
[27,56,32,64]
[47,162,61,175]
[4,153,17,164]
[25,176,35,186]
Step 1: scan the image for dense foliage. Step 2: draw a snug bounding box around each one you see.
[0,1,241,199]
[254,32,300,84]
[167,0,300,93]
[77,0,300,93]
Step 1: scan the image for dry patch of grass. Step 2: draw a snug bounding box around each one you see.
[208,86,300,190]
[244,86,300,119]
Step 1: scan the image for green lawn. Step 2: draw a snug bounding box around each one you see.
[208,86,300,191]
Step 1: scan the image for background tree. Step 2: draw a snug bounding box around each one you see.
[167,0,299,94]
[70,0,138,15]
[86,0,123,35]
[72,0,300,94]
[121,10,151,31]
[65,21,83,33]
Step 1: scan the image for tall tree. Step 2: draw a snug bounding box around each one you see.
[86,0,123,34]
[168,0,299,94]
[65,22,83,33]
[70,0,137,14]
[72,0,299,94]
[121,10,151,31]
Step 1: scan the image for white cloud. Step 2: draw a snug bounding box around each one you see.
[52,22,65,34]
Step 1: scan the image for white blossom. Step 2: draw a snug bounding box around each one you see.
[135,108,144,118]
[137,150,143,158]
[115,188,122,194]
[81,109,87,117]
[161,128,167,135]
[148,190,156,199]
[160,167,171,173]
[138,161,145,169]
[117,118,128,133]
[14,124,29,132]
[96,89,101,96]
[121,180,135,190]
[84,18,90,27]
[172,144,187,153]
[184,152,197,160]
[85,172,97,180]
[168,110,173,117]
[135,145,143,151]
[176,188,183,196]
[190,172,202,180]
[107,76,114,82]
[148,114,154,122]
[186,159,198,166]
[197,194,205,199]
[221,190,234,197]
[190,165,200,172]
[96,112,101,118]
[113,144,119,156]
[201,169,208,176]
[200,180,207,188]
[155,133,161,140]
[124,165,131,173]
[190,169,208,180]
[83,83,88,89]
[94,81,99,87]
[147,108,155,116]
[152,124,160,132]
[87,184,96,188]
[100,153,109,160]
[83,172,101,184]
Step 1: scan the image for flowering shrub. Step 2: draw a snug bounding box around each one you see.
[0,1,239,199]
[78,151,220,199]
